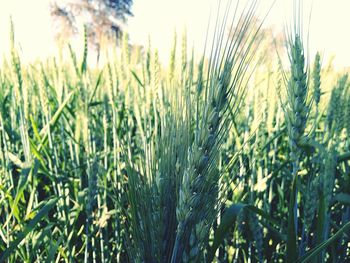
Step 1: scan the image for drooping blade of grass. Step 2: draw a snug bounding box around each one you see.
[246,204,280,227]
[207,203,245,262]
[131,70,145,88]
[88,70,104,105]
[45,236,63,263]
[337,151,350,163]
[208,203,279,262]
[39,91,74,145]
[6,165,32,223]
[0,198,58,262]
[332,193,350,206]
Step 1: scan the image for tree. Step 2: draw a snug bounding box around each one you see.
[228,16,285,67]
[50,0,133,48]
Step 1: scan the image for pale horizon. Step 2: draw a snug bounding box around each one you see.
[0,0,349,68]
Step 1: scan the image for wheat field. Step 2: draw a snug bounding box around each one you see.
[0,1,350,262]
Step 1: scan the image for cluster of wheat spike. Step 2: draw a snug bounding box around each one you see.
[0,0,350,262]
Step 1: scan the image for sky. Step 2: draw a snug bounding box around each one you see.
[0,0,349,67]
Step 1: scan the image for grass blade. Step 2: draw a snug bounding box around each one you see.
[0,198,58,262]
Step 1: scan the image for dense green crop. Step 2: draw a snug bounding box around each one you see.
[0,1,350,262]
